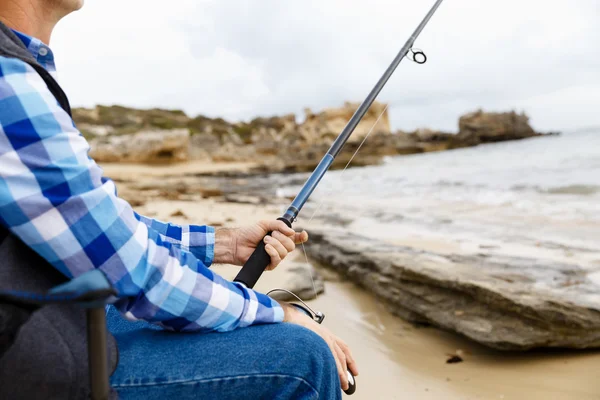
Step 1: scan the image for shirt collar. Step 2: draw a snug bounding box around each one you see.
[10,29,56,73]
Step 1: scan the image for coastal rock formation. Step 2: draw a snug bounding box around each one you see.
[408,128,455,152]
[306,229,600,351]
[299,102,391,143]
[89,129,190,163]
[74,104,546,170]
[74,105,189,137]
[451,109,539,148]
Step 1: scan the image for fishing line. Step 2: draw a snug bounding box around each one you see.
[306,103,390,225]
[235,0,443,291]
[301,103,391,300]
[298,41,431,299]
[302,40,429,227]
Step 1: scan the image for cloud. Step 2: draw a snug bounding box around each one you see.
[51,0,600,132]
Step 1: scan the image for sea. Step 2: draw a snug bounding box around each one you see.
[282,130,600,268]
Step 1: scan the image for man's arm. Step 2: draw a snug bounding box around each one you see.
[133,212,215,267]
[0,56,283,331]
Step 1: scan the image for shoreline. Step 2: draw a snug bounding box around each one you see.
[131,188,600,399]
[104,143,600,399]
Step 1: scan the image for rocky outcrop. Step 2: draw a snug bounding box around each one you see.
[74,106,189,137]
[408,128,455,152]
[299,102,391,143]
[306,229,600,351]
[89,129,190,163]
[451,109,540,148]
[75,105,548,170]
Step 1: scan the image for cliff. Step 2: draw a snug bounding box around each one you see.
[452,109,538,148]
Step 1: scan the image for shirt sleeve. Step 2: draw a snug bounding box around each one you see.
[0,56,284,332]
[133,212,215,268]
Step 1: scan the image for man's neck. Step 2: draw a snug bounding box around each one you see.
[0,0,61,44]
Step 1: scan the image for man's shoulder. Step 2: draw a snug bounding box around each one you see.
[0,56,52,110]
[0,55,35,77]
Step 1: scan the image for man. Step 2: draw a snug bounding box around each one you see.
[0,0,358,399]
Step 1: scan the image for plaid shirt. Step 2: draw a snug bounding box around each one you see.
[0,30,283,332]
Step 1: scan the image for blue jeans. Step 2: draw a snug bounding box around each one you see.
[106,306,341,399]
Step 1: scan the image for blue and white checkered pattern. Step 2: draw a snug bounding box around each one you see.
[0,30,284,332]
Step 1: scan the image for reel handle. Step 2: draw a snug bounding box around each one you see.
[345,371,357,395]
[290,305,357,396]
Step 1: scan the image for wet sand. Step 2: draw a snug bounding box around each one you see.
[100,160,257,180]
[133,192,600,400]
[311,282,600,400]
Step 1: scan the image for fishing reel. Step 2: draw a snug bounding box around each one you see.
[267,288,325,323]
[267,288,356,395]
[407,48,427,64]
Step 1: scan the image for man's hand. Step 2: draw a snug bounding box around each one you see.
[214,220,308,269]
[280,302,359,392]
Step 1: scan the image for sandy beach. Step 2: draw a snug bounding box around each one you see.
[108,159,600,400]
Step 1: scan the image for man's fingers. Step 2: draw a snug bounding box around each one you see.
[337,339,359,376]
[285,311,354,393]
[262,220,308,242]
[333,342,349,391]
[262,220,295,236]
[264,235,288,259]
[293,230,309,244]
[264,243,282,269]
[272,231,296,252]
[257,221,309,270]
[324,338,347,392]
[260,220,308,247]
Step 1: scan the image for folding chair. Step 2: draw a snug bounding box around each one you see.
[0,269,117,400]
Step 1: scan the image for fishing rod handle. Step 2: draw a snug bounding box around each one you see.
[233,217,293,288]
[234,219,357,395]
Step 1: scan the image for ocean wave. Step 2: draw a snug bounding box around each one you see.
[545,184,600,196]
[510,184,600,196]
[435,180,488,189]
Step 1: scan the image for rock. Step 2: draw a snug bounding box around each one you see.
[267,262,325,302]
[361,132,422,156]
[89,129,190,163]
[452,109,539,148]
[77,104,550,171]
[299,101,391,143]
[189,132,221,159]
[198,188,223,198]
[170,209,187,218]
[78,124,115,138]
[411,128,452,142]
[74,105,189,135]
[408,129,454,152]
[188,115,231,136]
[446,355,464,364]
[223,194,265,205]
[306,229,600,351]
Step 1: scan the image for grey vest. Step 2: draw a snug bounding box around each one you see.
[0,21,118,399]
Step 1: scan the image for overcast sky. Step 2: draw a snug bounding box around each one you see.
[51,0,599,132]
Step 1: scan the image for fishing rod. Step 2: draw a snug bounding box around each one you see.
[234,0,445,395]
